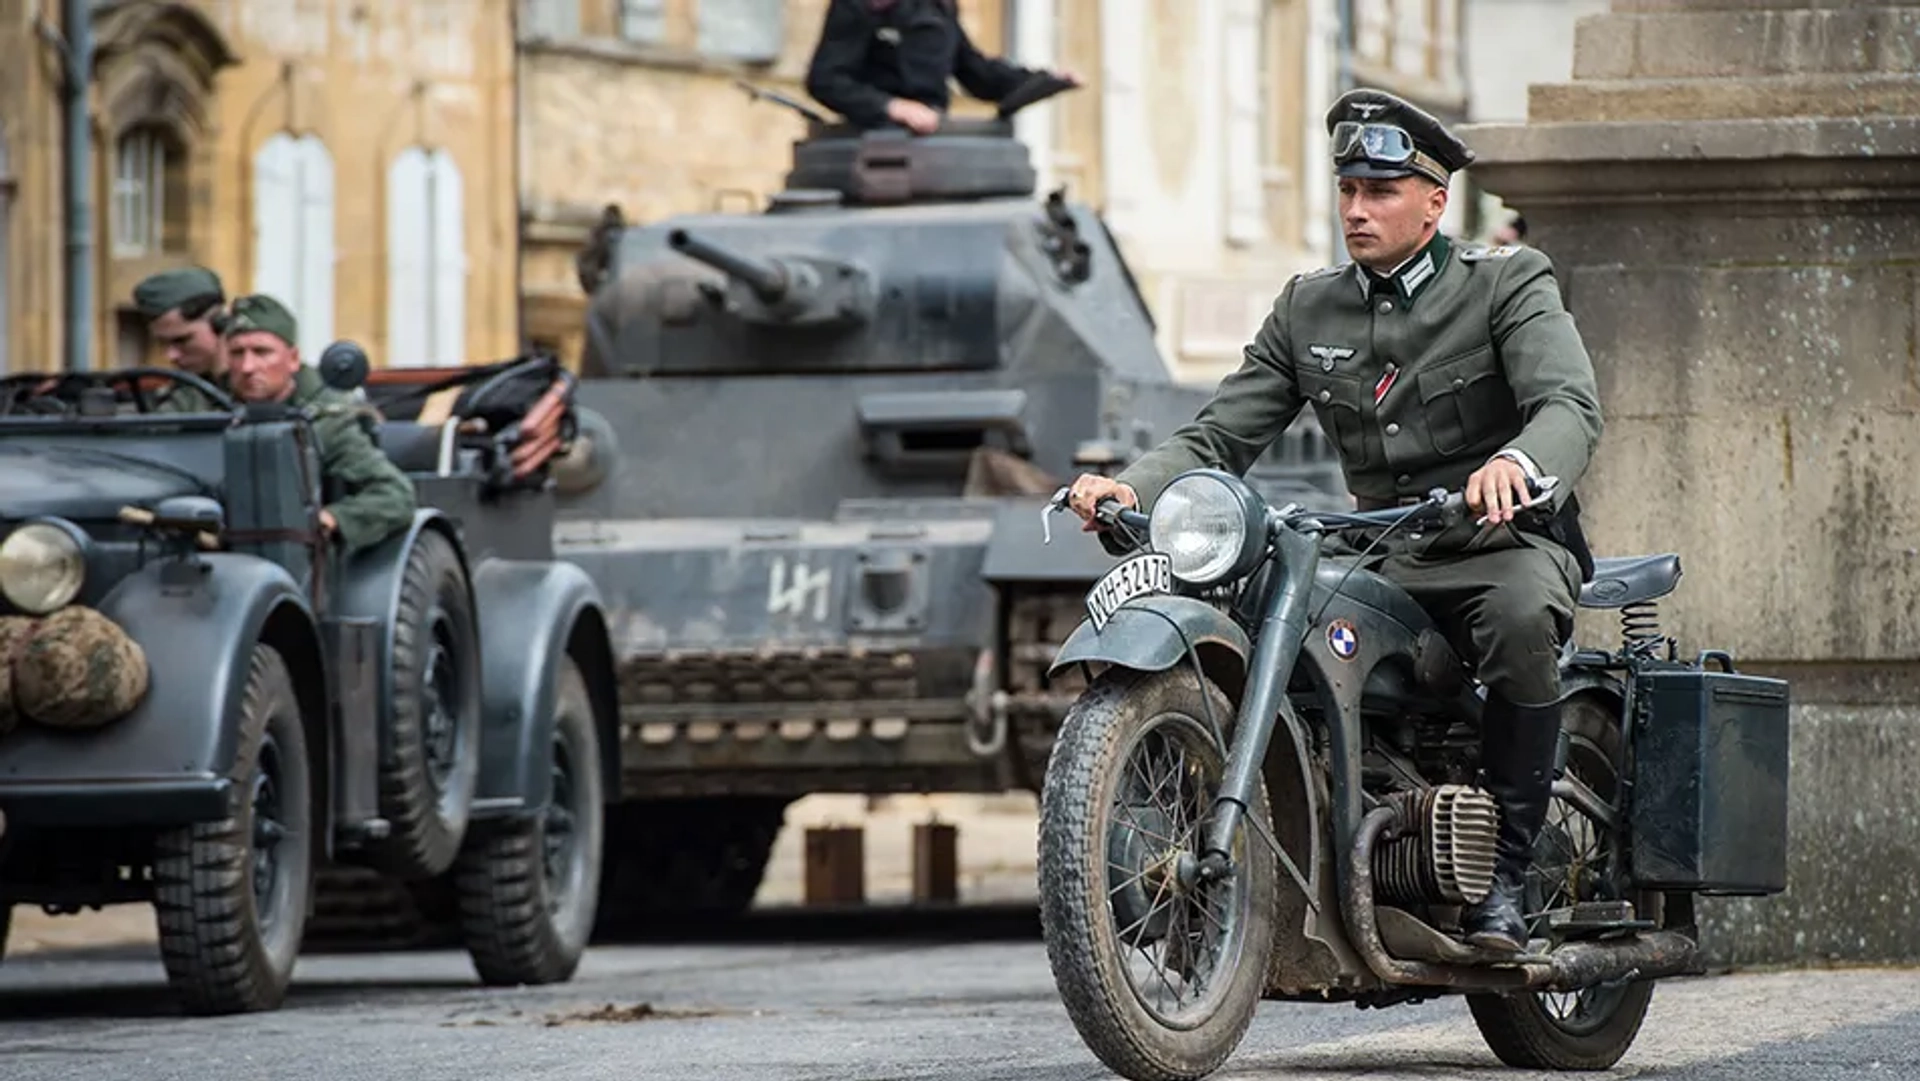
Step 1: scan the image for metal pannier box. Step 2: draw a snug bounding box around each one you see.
[1627,663,1791,895]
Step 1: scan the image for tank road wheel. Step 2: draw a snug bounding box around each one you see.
[452,656,605,986]
[368,530,483,880]
[1468,694,1656,1070]
[1039,668,1276,1081]
[153,643,314,1015]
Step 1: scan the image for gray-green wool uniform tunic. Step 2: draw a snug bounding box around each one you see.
[1116,234,1604,706]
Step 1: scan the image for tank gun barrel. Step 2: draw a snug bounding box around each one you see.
[668,228,787,300]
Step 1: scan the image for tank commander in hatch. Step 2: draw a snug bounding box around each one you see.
[1064,89,1606,956]
[131,265,233,412]
[223,293,418,557]
[805,0,1078,134]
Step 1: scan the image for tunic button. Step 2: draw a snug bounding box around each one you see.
[1377,299,1394,314]
[1396,473,1412,486]
[1385,423,1401,436]
[1452,377,1466,390]
[1384,361,1398,373]
[1318,389,1331,404]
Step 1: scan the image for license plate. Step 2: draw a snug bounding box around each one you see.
[1086,553,1173,631]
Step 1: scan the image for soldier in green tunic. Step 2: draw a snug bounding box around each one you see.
[131,266,234,412]
[223,294,418,556]
[1065,88,1605,954]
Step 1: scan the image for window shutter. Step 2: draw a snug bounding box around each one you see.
[427,149,467,366]
[1223,0,1265,246]
[294,136,336,359]
[253,134,298,304]
[698,0,785,63]
[387,148,430,368]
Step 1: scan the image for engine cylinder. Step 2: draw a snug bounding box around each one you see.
[1372,785,1500,907]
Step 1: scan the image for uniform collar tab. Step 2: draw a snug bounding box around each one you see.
[1354,233,1451,306]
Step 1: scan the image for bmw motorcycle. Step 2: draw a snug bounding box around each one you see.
[1036,468,1790,1080]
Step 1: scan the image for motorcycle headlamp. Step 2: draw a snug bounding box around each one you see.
[1148,470,1269,587]
[0,518,88,615]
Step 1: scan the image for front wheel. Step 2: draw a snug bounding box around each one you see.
[1039,667,1276,1081]
[1468,693,1655,1070]
[153,643,314,1014]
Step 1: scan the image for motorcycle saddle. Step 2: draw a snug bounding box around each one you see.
[1577,553,1682,609]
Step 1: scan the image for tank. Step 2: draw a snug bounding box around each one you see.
[554,82,1349,925]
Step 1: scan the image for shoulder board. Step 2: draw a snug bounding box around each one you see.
[1291,262,1350,284]
[1458,245,1524,263]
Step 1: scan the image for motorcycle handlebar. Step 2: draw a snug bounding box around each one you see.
[1093,497,1149,533]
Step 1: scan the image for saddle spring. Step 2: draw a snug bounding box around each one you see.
[1620,599,1662,654]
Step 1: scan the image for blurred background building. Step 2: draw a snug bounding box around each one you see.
[0,0,1596,381]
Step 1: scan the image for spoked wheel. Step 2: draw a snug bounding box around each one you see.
[1469,694,1655,1070]
[1039,667,1276,1081]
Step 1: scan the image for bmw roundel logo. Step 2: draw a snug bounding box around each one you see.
[1327,619,1359,661]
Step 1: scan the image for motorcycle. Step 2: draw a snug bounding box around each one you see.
[1036,468,1791,1080]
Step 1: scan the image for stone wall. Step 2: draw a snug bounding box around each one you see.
[1464,0,1920,966]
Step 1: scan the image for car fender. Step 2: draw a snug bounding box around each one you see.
[1048,594,1251,697]
[0,556,326,828]
[467,557,618,817]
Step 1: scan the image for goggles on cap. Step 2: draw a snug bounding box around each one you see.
[1331,121,1450,183]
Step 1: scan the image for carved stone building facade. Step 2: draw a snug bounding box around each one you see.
[0,0,519,374]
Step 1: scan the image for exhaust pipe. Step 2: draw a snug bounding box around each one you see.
[1343,806,1699,993]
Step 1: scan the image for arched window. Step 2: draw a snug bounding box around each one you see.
[253,132,336,357]
[112,124,186,257]
[386,147,466,368]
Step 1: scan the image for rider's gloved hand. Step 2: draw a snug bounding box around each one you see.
[1066,474,1139,532]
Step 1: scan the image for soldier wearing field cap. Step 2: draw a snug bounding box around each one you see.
[1065,88,1605,954]
[131,266,232,412]
[224,293,417,556]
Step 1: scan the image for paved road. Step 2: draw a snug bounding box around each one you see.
[3,911,1919,1081]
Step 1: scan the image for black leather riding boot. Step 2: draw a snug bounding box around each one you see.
[1461,694,1562,952]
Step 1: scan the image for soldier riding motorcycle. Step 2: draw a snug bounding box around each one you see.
[1033,89,1791,1080]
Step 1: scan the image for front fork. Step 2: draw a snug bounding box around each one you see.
[1198,526,1322,879]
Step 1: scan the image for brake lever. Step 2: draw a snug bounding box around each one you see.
[1472,474,1560,526]
[1042,486,1072,545]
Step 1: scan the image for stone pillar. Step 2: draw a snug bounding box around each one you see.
[1461,0,1920,967]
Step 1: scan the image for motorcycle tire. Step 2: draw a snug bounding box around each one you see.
[1039,666,1277,1081]
[1468,692,1655,1070]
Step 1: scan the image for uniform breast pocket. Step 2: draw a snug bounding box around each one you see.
[1416,346,1509,457]
[1298,374,1371,469]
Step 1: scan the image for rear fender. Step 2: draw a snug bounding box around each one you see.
[467,558,617,817]
[0,556,327,829]
[1048,594,1251,700]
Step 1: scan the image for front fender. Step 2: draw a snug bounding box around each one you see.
[1048,594,1252,694]
[330,508,461,728]
[0,556,322,827]
[468,557,614,817]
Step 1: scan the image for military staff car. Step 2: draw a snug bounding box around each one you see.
[0,352,619,1014]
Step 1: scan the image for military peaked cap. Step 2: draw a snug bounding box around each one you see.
[132,266,225,319]
[1325,88,1475,187]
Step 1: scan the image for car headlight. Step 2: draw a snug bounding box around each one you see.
[0,519,88,615]
[1147,470,1269,586]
